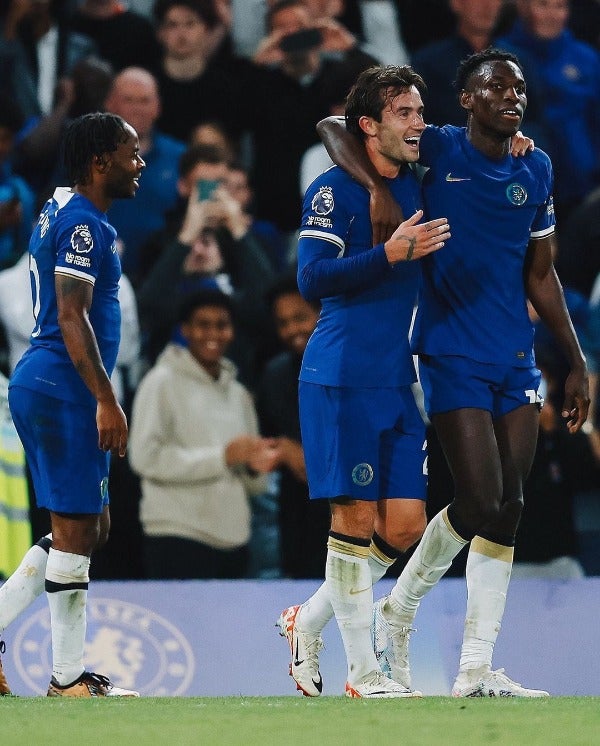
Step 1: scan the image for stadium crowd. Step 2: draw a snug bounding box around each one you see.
[0,0,599,583]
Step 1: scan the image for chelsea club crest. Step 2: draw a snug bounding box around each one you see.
[506,183,527,206]
[311,186,334,216]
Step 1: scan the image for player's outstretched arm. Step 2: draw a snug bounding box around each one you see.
[56,273,127,456]
[525,236,590,433]
[317,116,403,245]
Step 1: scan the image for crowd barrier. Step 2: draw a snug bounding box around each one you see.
[1,577,598,696]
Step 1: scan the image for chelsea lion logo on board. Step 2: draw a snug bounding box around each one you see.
[352,463,374,486]
[311,186,334,216]
[506,183,527,206]
[71,224,94,253]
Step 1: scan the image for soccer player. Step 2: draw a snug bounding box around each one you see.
[277,65,451,698]
[317,51,589,697]
[1,112,145,697]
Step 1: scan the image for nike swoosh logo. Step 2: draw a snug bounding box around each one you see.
[446,172,471,182]
[349,587,371,595]
[312,675,323,693]
[294,639,304,666]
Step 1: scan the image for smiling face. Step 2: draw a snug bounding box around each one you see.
[180,304,234,375]
[272,291,319,357]
[360,85,426,175]
[461,59,527,138]
[104,124,145,199]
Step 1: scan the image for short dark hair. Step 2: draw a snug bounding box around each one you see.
[177,288,234,324]
[153,0,219,28]
[454,47,524,91]
[265,269,304,311]
[178,144,228,179]
[62,112,130,186]
[345,65,426,139]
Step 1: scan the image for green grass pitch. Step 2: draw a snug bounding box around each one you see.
[1,696,599,746]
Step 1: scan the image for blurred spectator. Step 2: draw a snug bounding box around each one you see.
[301,0,409,66]
[232,1,408,65]
[152,0,245,144]
[68,0,161,71]
[14,54,114,201]
[496,0,600,223]
[222,161,289,271]
[137,144,276,388]
[189,119,237,162]
[12,0,96,116]
[256,271,331,578]
[252,0,374,71]
[555,186,600,298]
[410,0,511,126]
[244,0,376,234]
[128,289,278,579]
[104,66,186,285]
[0,97,35,271]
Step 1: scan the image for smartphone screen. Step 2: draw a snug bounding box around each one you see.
[197,180,219,200]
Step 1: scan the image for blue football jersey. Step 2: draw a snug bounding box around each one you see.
[412,126,555,367]
[10,187,121,407]
[297,165,422,388]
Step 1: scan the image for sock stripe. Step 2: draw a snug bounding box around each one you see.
[328,534,370,559]
[470,536,514,562]
[442,507,471,544]
[36,537,52,554]
[45,580,89,594]
[371,532,400,564]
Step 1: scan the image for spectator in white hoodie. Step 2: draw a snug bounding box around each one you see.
[128,288,279,578]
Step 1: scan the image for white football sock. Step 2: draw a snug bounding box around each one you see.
[326,535,378,685]
[387,508,469,623]
[299,538,396,635]
[46,548,90,686]
[0,535,51,635]
[457,536,514,679]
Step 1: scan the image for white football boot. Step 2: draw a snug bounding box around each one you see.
[276,605,324,697]
[452,667,549,698]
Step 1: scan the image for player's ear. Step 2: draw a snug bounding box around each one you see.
[93,153,111,173]
[459,90,472,112]
[358,115,376,137]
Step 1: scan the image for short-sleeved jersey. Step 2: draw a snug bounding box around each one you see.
[412,125,555,367]
[297,165,422,388]
[10,187,121,408]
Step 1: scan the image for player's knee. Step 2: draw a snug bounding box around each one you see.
[461,492,503,531]
[500,496,524,531]
[385,515,427,553]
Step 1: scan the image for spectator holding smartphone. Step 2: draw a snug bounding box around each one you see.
[136,144,275,389]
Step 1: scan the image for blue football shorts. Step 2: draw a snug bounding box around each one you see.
[418,354,543,418]
[298,381,427,501]
[8,386,110,514]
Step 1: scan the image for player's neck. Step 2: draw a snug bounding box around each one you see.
[365,144,401,179]
[74,185,111,213]
[466,122,511,161]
